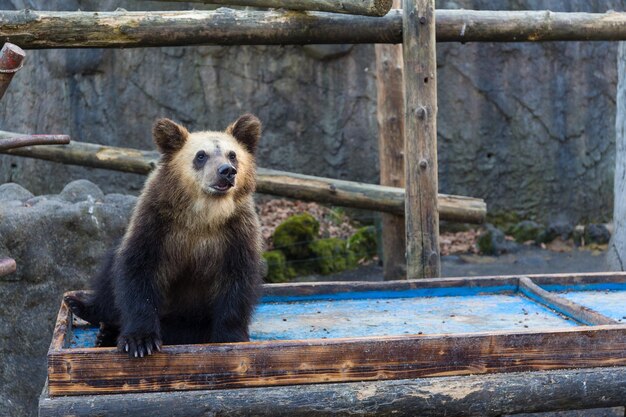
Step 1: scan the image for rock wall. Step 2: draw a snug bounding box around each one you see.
[0,1,623,224]
[0,181,136,417]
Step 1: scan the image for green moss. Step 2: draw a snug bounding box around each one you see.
[262,250,295,283]
[510,220,543,243]
[272,213,320,260]
[308,238,357,275]
[486,211,523,234]
[347,226,377,261]
[477,231,495,255]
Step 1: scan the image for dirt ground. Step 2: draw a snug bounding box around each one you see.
[295,246,609,282]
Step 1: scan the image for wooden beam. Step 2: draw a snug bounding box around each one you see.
[518,277,618,326]
[0,134,70,151]
[0,136,486,223]
[47,301,626,396]
[39,367,626,417]
[146,0,392,17]
[402,0,439,278]
[0,257,16,277]
[375,0,406,280]
[1,9,626,49]
[0,43,24,101]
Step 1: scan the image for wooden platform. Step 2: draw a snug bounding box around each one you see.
[44,272,626,399]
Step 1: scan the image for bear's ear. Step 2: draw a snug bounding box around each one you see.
[226,113,261,154]
[153,118,189,155]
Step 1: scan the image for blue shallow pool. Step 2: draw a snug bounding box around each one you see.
[68,287,579,347]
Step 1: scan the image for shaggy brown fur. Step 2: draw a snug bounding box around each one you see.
[65,114,263,358]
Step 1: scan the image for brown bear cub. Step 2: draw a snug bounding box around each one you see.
[65,114,263,358]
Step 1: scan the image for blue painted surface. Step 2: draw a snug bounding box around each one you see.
[250,293,576,341]
[67,288,578,348]
[260,285,517,303]
[555,290,625,322]
[542,282,626,293]
[70,326,97,348]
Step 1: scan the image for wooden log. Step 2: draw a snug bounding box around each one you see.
[39,367,626,417]
[46,311,626,396]
[0,136,487,223]
[518,277,617,326]
[1,9,626,49]
[0,43,25,101]
[0,257,16,277]
[403,0,439,278]
[146,0,392,17]
[0,134,70,151]
[375,0,406,280]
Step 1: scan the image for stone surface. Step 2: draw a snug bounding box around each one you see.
[0,182,33,202]
[0,181,136,417]
[0,1,623,225]
[477,224,520,255]
[585,224,611,245]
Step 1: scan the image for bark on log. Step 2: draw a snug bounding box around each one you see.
[0,135,486,223]
[1,9,626,49]
[403,0,440,278]
[146,0,392,17]
[0,134,70,151]
[0,43,25,101]
[375,0,406,280]
[39,367,626,417]
[0,257,16,277]
[609,42,626,272]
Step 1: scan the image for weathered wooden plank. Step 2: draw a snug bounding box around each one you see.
[38,367,626,417]
[519,277,618,326]
[47,322,626,396]
[0,42,24,101]
[0,134,69,151]
[0,257,16,277]
[403,0,439,278]
[0,136,486,223]
[147,0,392,17]
[2,10,626,50]
[375,0,406,280]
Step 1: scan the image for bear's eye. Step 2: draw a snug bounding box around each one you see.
[228,151,237,161]
[195,151,207,161]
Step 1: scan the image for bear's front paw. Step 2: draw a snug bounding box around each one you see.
[117,332,162,358]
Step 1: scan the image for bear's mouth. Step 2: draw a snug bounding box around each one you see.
[209,179,234,194]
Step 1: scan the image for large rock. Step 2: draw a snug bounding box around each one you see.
[0,181,136,417]
[0,1,623,225]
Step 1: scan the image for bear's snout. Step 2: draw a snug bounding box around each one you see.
[218,164,237,185]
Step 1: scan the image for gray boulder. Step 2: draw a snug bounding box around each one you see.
[0,181,136,417]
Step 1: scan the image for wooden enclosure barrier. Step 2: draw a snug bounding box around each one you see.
[1,9,626,49]
[0,135,486,224]
[375,0,405,280]
[2,5,626,278]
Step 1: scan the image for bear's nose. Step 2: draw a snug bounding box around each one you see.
[218,164,237,181]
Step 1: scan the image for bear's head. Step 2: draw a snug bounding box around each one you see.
[152,114,261,201]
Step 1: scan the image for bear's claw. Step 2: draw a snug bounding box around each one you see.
[117,333,162,358]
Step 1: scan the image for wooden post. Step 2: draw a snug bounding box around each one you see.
[375,0,406,280]
[402,0,439,278]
